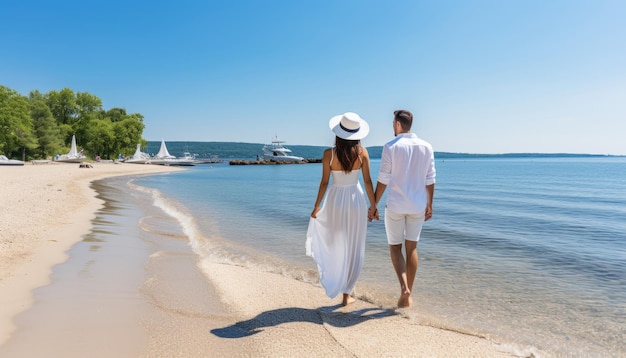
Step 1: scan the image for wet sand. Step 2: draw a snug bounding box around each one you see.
[0,162,182,348]
[0,162,528,357]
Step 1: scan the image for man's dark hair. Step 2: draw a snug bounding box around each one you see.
[394,110,413,131]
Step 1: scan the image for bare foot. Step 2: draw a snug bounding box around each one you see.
[342,294,356,306]
[397,289,412,308]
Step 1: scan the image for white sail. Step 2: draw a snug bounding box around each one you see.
[125,143,150,164]
[132,144,143,157]
[148,138,194,166]
[68,135,78,157]
[155,139,175,158]
[55,135,85,163]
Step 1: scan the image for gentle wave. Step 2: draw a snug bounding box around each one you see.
[127,179,323,285]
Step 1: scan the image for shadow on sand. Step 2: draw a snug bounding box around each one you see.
[211,305,396,338]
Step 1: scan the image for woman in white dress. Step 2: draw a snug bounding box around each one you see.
[306,112,377,306]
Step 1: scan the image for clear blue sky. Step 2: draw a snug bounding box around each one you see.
[2,0,625,154]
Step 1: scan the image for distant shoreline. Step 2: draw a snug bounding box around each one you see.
[142,140,625,160]
[432,152,624,158]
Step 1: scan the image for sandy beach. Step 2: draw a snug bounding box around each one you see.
[0,162,530,357]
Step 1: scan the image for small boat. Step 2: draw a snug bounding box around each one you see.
[125,144,151,164]
[182,151,196,161]
[262,138,303,162]
[54,135,86,163]
[148,139,195,166]
[0,155,24,166]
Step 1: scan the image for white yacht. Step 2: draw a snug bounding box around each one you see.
[262,138,304,162]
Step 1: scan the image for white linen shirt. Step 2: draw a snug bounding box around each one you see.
[377,133,436,214]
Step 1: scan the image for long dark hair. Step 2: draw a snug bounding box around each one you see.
[335,136,360,173]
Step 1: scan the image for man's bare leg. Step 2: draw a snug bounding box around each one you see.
[342,293,356,306]
[389,243,411,307]
[404,240,418,307]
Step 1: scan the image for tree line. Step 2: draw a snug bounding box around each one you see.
[0,85,146,160]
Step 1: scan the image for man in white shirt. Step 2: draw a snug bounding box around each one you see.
[371,109,436,308]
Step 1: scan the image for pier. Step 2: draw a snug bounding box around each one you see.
[229,158,322,165]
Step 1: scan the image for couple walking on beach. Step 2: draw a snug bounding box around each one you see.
[306,109,436,308]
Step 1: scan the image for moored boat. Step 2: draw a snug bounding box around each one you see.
[262,138,303,162]
[54,135,86,163]
[148,139,195,166]
[125,144,151,164]
[0,155,24,166]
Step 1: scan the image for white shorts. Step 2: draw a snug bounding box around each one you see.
[384,208,425,245]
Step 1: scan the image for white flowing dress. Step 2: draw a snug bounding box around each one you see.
[306,158,368,299]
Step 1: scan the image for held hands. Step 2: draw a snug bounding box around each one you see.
[313,206,380,220]
[368,206,379,222]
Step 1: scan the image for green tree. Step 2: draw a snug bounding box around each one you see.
[74,91,103,141]
[30,98,63,159]
[85,119,114,159]
[113,117,146,156]
[3,85,148,160]
[28,89,45,102]
[45,89,104,150]
[0,85,37,159]
[105,107,128,122]
[128,112,144,123]
[57,124,75,153]
[46,88,77,129]
[76,91,102,114]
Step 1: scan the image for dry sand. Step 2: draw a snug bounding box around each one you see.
[0,162,532,357]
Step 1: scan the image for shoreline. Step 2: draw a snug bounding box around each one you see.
[0,163,530,357]
[0,162,183,345]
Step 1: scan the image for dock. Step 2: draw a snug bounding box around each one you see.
[229,158,322,165]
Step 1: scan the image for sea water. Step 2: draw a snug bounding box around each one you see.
[104,157,626,357]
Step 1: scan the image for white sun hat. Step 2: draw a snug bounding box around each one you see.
[329,112,370,140]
